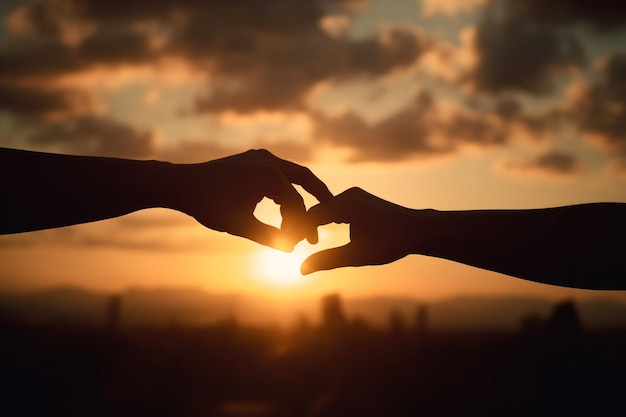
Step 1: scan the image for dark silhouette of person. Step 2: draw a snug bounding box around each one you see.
[301,187,626,290]
[0,147,332,251]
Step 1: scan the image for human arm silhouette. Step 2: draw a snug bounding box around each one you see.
[301,187,626,290]
[0,147,332,251]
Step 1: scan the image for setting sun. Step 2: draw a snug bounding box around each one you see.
[252,245,312,287]
[251,222,351,289]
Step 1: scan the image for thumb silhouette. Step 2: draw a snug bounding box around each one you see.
[301,243,365,275]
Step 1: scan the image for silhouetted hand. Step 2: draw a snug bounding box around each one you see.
[301,187,420,274]
[301,186,626,290]
[176,149,333,251]
[0,147,332,252]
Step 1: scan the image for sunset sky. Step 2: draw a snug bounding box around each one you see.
[1,0,625,303]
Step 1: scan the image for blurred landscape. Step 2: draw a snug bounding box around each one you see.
[2,287,626,416]
[2,286,626,329]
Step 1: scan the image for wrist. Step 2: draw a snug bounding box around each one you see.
[155,160,225,219]
[405,208,440,256]
[142,159,190,211]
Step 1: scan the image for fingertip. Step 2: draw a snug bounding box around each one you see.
[301,252,325,275]
[306,229,319,245]
[301,244,358,273]
[300,260,314,276]
[282,223,308,249]
[244,219,297,252]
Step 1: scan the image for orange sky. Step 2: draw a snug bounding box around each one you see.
[1,0,626,302]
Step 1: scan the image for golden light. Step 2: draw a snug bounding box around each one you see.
[250,197,350,289]
[252,244,312,288]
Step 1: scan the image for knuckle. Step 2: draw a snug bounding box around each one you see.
[345,187,364,195]
[253,148,273,158]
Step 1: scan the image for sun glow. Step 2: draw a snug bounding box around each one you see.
[250,196,350,288]
[252,244,313,288]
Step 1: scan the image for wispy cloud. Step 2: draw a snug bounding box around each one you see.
[498,150,585,179]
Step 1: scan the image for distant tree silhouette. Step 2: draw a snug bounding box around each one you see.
[321,294,346,331]
[544,300,585,345]
[388,309,407,335]
[106,295,122,330]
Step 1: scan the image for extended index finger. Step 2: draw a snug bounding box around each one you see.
[274,158,333,203]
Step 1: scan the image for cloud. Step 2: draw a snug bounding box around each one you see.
[0,220,217,252]
[575,53,626,153]
[2,0,623,169]
[0,0,429,118]
[561,52,626,176]
[420,0,487,17]
[606,158,626,178]
[499,150,584,178]
[0,83,95,120]
[24,116,158,159]
[319,15,352,38]
[0,28,156,83]
[467,0,585,94]
[464,0,626,95]
[315,89,507,161]
[315,90,439,161]
[504,0,626,31]
[469,95,571,143]
[191,28,430,113]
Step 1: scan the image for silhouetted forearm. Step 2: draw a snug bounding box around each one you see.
[1,148,332,250]
[414,203,626,289]
[0,148,176,234]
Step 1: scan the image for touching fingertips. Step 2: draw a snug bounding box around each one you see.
[306,229,319,245]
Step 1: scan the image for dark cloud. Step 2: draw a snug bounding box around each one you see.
[576,53,626,151]
[0,41,83,81]
[501,150,584,177]
[442,111,506,147]
[469,0,585,94]
[469,95,571,137]
[71,0,334,29]
[506,0,626,31]
[468,0,626,95]
[1,12,156,82]
[315,90,439,161]
[4,0,621,168]
[316,90,506,161]
[493,96,522,120]
[24,116,157,159]
[0,83,94,120]
[193,28,429,113]
[572,52,626,174]
[1,0,428,117]
[77,30,157,65]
